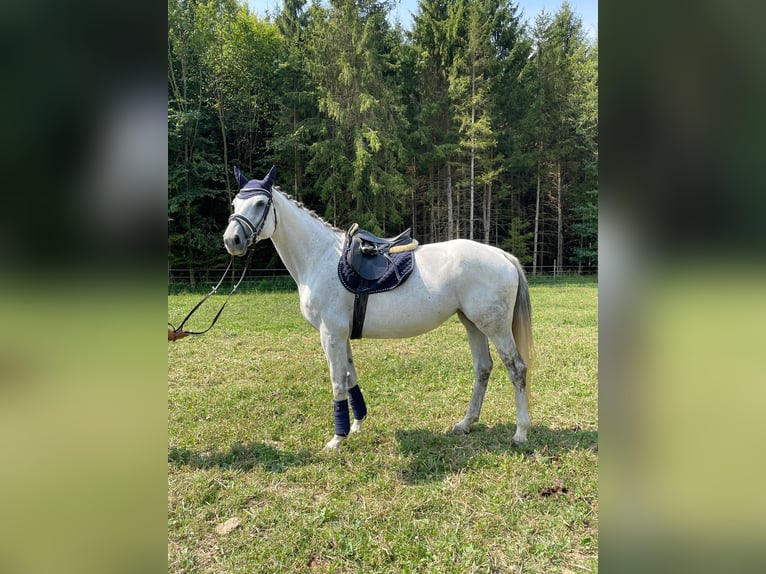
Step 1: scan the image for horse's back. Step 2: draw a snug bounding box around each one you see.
[416,239,520,288]
[356,239,521,339]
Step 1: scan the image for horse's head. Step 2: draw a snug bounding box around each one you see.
[223,165,278,256]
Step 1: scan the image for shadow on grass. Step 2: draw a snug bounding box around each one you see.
[168,441,315,473]
[395,423,597,484]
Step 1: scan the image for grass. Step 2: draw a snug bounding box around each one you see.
[168,278,598,573]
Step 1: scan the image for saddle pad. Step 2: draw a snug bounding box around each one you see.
[338,245,415,294]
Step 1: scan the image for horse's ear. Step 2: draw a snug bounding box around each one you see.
[233,166,249,189]
[264,165,277,188]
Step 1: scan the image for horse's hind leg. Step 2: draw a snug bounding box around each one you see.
[488,332,530,444]
[453,312,493,434]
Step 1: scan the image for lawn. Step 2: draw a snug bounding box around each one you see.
[168,277,598,573]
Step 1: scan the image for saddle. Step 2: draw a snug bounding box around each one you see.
[338,223,419,339]
[346,223,418,280]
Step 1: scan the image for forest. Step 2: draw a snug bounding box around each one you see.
[168,0,598,282]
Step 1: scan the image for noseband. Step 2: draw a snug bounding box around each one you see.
[229,187,277,247]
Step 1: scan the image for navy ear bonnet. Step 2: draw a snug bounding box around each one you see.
[234,165,276,198]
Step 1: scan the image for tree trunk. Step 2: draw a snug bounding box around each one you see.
[483,180,491,244]
[556,161,564,271]
[456,180,461,239]
[469,66,476,241]
[431,166,437,243]
[293,100,300,201]
[216,89,231,206]
[431,183,436,243]
[185,199,195,288]
[447,162,454,240]
[411,186,416,236]
[469,146,475,240]
[495,187,504,247]
[533,167,541,275]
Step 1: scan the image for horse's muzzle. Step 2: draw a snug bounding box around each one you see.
[223,224,248,256]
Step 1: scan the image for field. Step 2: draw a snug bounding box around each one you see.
[168,277,598,573]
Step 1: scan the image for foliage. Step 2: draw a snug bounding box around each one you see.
[302,0,410,232]
[522,3,598,271]
[168,0,598,273]
[500,216,533,264]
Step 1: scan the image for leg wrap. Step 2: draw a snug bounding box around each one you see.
[348,384,367,421]
[333,399,350,437]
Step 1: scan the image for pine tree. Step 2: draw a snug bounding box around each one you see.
[412,0,459,241]
[521,2,595,273]
[273,0,317,202]
[448,0,497,241]
[304,0,408,232]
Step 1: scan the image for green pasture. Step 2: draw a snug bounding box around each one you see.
[168,278,598,573]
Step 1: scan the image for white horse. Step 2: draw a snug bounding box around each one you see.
[223,167,533,450]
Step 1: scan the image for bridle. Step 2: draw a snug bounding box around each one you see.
[228,187,277,248]
[168,187,277,341]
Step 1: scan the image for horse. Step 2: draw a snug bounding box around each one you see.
[223,166,533,450]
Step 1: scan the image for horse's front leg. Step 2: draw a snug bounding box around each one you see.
[320,329,367,450]
[345,341,368,435]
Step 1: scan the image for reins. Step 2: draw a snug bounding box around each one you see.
[167,248,255,341]
[169,187,277,341]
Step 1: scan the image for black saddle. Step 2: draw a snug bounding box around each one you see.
[346,223,418,281]
[339,224,419,339]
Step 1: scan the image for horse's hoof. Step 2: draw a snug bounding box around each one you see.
[512,432,528,444]
[452,422,471,435]
[324,435,346,450]
[350,419,363,434]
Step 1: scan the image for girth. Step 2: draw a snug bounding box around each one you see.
[338,224,418,339]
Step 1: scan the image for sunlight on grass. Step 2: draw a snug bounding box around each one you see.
[168,279,598,572]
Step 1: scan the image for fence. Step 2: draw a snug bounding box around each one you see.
[168,267,290,286]
[532,263,598,277]
[168,264,595,287]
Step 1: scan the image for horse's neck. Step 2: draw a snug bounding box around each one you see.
[270,192,341,286]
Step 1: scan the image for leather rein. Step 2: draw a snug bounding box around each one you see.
[168,188,276,341]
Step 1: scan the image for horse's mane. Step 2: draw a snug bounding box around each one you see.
[273,186,344,233]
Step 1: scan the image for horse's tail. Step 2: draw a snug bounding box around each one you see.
[506,253,535,376]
